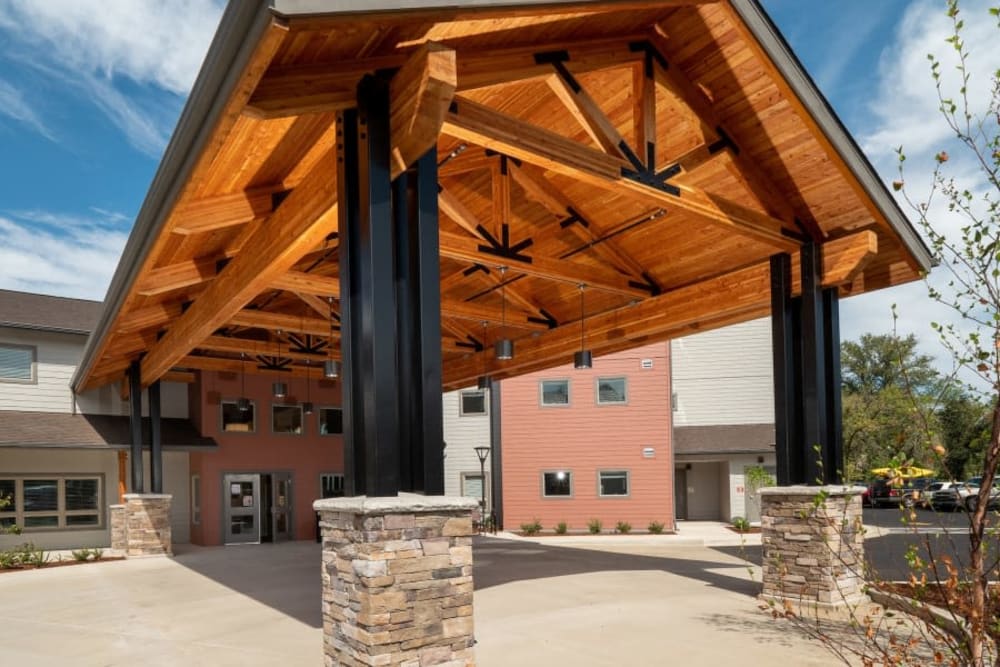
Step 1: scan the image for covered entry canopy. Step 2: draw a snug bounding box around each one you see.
[73,0,932,396]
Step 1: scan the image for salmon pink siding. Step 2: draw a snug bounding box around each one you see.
[188,371,343,546]
[501,343,673,532]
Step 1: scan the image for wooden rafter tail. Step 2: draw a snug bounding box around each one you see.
[171,188,278,236]
[390,42,457,177]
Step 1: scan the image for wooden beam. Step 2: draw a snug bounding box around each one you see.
[389,42,457,176]
[229,310,332,338]
[272,270,340,297]
[198,335,336,361]
[439,187,485,237]
[139,148,340,387]
[442,96,800,252]
[545,72,629,160]
[439,230,649,297]
[171,188,276,235]
[295,292,333,318]
[163,371,197,384]
[116,302,184,334]
[245,36,644,120]
[137,259,217,297]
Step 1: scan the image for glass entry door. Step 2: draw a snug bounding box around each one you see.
[269,472,293,542]
[224,474,260,545]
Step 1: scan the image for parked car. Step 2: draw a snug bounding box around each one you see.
[870,476,936,508]
[918,481,947,509]
[963,479,1000,512]
[929,482,977,512]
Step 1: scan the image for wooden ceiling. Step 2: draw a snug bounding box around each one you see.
[77,0,927,394]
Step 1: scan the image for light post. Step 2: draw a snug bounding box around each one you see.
[474,446,491,532]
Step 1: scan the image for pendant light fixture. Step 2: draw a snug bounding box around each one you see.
[272,330,288,399]
[494,266,514,360]
[477,320,491,390]
[237,352,251,412]
[574,284,593,369]
[324,296,340,379]
[302,360,314,415]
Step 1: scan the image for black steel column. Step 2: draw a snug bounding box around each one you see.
[822,287,844,483]
[770,253,799,485]
[489,378,503,530]
[395,148,445,494]
[799,241,827,483]
[127,361,144,493]
[149,380,163,494]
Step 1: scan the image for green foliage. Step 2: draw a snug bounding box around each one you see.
[519,519,542,536]
[938,391,991,479]
[731,516,751,532]
[554,521,567,535]
[647,520,665,534]
[614,521,631,534]
[0,543,49,569]
[587,518,602,534]
[745,465,775,490]
[70,548,104,562]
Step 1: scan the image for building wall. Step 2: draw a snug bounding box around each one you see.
[670,318,774,427]
[442,388,491,507]
[188,371,344,546]
[501,342,672,532]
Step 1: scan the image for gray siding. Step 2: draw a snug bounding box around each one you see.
[442,388,491,507]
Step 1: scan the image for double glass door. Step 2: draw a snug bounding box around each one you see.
[223,473,293,545]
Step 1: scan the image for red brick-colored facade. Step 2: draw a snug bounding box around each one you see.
[500,342,673,532]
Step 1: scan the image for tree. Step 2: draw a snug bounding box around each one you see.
[842,333,940,395]
[938,391,992,479]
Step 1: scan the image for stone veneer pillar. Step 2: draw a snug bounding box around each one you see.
[759,486,867,612]
[109,504,126,551]
[122,493,173,557]
[314,494,480,667]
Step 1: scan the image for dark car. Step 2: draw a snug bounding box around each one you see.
[871,477,936,508]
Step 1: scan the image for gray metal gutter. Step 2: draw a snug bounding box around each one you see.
[71,1,276,392]
[1,323,90,336]
[730,0,935,273]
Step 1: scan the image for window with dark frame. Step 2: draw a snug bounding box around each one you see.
[542,471,572,497]
[540,380,570,406]
[0,344,35,383]
[272,404,304,434]
[319,407,343,435]
[0,476,102,530]
[221,400,255,433]
[320,473,345,498]
[596,377,627,404]
[599,470,629,496]
[459,390,487,416]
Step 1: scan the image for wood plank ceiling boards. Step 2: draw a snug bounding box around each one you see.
[71,0,932,396]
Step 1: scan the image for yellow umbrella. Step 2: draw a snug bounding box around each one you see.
[870,466,936,479]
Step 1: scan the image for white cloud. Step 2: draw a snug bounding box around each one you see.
[0,79,54,140]
[0,210,130,300]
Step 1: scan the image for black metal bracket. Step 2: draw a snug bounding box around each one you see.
[476,223,534,263]
[628,272,661,296]
[256,355,293,372]
[455,335,483,352]
[463,263,491,278]
[286,334,328,356]
[527,308,559,329]
[559,206,588,229]
[708,126,738,155]
[484,149,522,168]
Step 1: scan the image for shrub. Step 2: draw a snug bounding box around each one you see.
[554,521,568,535]
[615,521,632,534]
[72,549,91,562]
[648,520,665,534]
[731,516,751,532]
[587,518,602,534]
[520,519,542,536]
[19,543,48,568]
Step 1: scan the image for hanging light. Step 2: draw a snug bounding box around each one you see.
[574,283,593,369]
[494,266,514,360]
[477,320,491,390]
[324,296,340,378]
[272,330,288,399]
[237,352,251,412]
[303,360,314,415]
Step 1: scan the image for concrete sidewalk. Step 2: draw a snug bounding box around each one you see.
[0,537,841,667]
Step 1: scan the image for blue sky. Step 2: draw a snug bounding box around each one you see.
[0,0,996,365]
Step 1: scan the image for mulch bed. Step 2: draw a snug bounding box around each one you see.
[728,526,763,534]
[879,582,1000,609]
[0,557,124,574]
[518,532,674,537]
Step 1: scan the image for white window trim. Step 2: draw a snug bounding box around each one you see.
[319,406,344,436]
[0,343,37,384]
[320,472,345,498]
[541,470,574,498]
[595,376,628,405]
[459,389,488,416]
[539,379,571,407]
[0,475,103,531]
[597,469,630,498]
[460,472,490,510]
[271,403,304,435]
[220,399,256,434]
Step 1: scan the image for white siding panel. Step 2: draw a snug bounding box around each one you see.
[442,388,491,504]
[0,329,83,413]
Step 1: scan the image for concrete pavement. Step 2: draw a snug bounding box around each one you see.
[0,528,843,667]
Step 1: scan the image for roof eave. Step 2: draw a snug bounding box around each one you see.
[730,0,934,274]
[71,0,276,393]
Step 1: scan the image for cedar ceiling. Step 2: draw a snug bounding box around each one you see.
[78,0,927,394]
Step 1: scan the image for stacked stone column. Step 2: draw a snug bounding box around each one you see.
[109,504,126,551]
[122,493,173,557]
[759,486,866,612]
[314,494,479,667]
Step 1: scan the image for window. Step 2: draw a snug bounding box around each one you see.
[272,404,303,434]
[459,390,487,416]
[596,377,627,404]
[191,475,201,525]
[0,476,102,530]
[221,400,255,433]
[462,473,485,501]
[319,407,343,435]
[320,473,345,498]
[542,471,572,497]
[540,379,570,406]
[599,470,629,497]
[0,344,35,383]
